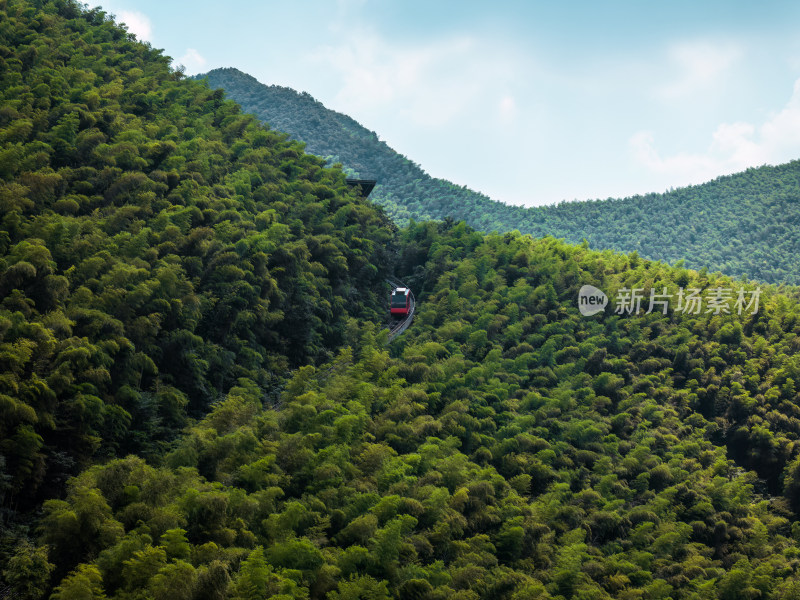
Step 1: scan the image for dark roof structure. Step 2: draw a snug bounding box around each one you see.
[346,178,377,198]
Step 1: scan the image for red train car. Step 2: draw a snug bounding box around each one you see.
[390,287,411,316]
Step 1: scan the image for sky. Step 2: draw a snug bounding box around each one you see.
[93,0,800,207]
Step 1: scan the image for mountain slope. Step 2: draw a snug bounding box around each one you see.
[197,68,501,225]
[200,67,800,286]
[0,0,392,521]
[7,3,800,600]
[39,220,800,600]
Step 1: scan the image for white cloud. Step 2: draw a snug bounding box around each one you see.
[118,10,152,42]
[311,32,523,130]
[176,49,207,75]
[498,95,517,121]
[759,78,800,157]
[631,77,800,185]
[629,130,722,182]
[301,28,550,204]
[656,40,741,100]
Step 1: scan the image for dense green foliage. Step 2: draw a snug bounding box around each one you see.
[0,0,391,524]
[201,67,800,286]
[7,2,800,599]
[198,68,498,229]
[29,224,800,599]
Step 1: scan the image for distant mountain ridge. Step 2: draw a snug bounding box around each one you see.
[199,67,800,286]
[196,68,498,225]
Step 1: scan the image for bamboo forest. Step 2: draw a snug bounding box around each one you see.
[4,2,800,599]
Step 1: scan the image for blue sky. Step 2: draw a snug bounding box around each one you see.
[95,0,800,207]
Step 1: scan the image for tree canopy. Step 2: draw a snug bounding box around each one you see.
[4,2,800,599]
[0,0,392,525]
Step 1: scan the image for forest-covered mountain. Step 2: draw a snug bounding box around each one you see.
[0,0,392,566]
[6,2,800,599]
[200,67,800,287]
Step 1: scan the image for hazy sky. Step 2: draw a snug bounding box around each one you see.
[94,0,800,207]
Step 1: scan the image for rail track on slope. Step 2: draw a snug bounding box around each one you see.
[385,277,415,341]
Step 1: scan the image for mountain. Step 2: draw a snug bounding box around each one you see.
[0,0,392,535]
[197,68,502,227]
[7,2,800,599]
[200,67,800,287]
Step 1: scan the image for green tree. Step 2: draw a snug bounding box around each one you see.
[50,564,106,600]
[2,541,54,600]
[328,575,391,600]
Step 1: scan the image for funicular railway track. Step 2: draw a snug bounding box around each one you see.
[385,277,415,341]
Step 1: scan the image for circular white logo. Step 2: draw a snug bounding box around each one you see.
[578,285,608,316]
